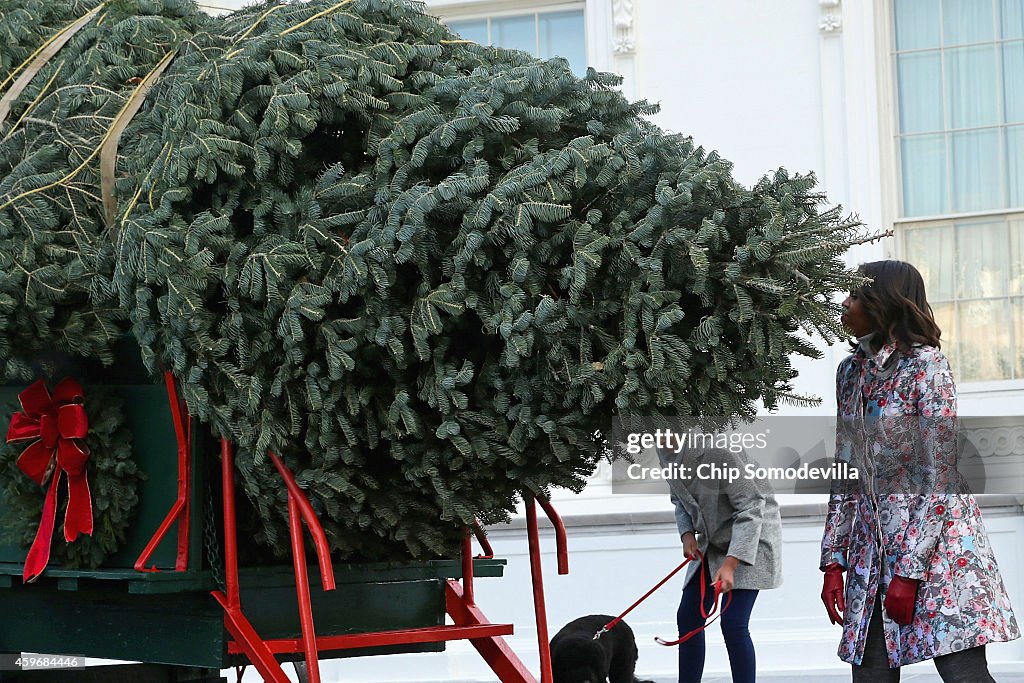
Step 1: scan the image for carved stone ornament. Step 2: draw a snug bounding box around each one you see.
[819,0,842,34]
[819,14,842,32]
[612,0,635,54]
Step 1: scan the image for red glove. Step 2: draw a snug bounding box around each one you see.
[884,575,921,626]
[821,563,846,625]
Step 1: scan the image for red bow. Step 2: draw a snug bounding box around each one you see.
[6,378,93,582]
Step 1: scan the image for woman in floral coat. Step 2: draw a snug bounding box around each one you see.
[819,260,1019,682]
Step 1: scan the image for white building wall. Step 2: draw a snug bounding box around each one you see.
[634,0,826,190]
[194,1,1024,680]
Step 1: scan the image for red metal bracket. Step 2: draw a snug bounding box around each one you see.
[219,438,240,609]
[268,452,335,590]
[214,445,338,683]
[472,519,495,559]
[446,579,537,683]
[525,495,553,683]
[213,590,292,683]
[213,438,294,683]
[462,530,476,606]
[268,451,337,683]
[286,494,321,683]
[535,496,568,575]
[134,371,192,572]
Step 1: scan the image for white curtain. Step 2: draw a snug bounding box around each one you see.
[959,298,1012,380]
[1005,0,1024,39]
[956,220,1013,381]
[446,19,487,45]
[539,11,586,77]
[898,52,943,133]
[1011,220,1024,296]
[492,15,535,54]
[957,220,1009,299]
[896,0,946,215]
[943,0,994,44]
[944,0,1000,210]
[447,11,586,77]
[895,0,1024,215]
[895,0,941,50]
[896,2,1024,379]
[1006,34,1024,208]
[1014,297,1024,378]
[901,135,948,215]
[905,225,955,300]
[953,129,1002,211]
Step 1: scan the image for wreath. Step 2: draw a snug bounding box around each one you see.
[0,382,142,571]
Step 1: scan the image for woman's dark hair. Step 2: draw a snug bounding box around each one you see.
[849,260,942,353]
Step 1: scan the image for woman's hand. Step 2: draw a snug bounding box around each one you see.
[714,556,739,592]
[884,575,921,626]
[821,563,846,625]
[681,532,700,560]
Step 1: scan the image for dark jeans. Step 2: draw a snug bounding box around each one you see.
[852,600,996,682]
[677,558,759,683]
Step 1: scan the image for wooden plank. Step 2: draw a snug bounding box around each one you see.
[0,558,505,590]
[0,588,225,667]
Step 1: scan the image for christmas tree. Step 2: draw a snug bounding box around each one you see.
[0,0,209,377]
[1,0,871,560]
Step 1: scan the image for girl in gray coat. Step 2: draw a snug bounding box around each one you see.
[661,445,783,683]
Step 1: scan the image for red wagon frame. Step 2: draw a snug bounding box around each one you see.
[134,371,568,683]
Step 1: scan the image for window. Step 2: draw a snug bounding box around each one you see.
[893,0,1024,381]
[902,217,1024,381]
[895,0,1023,215]
[446,9,587,77]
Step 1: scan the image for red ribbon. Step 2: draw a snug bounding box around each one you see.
[5,378,93,582]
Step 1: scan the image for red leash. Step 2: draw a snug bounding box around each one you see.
[655,560,733,646]
[593,551,732,646]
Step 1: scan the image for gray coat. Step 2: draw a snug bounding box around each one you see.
[659,446,783,591]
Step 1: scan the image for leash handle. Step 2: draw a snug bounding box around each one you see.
[594,550,702,639]
[656,564,734,647]
[656,588,732,646]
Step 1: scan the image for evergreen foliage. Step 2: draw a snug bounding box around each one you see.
[0,0,101,83]
[0,0,211,379]
[1,0,871,560]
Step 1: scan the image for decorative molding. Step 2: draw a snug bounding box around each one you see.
[819,0,842,34]
[611,0,634,54]
[964,425,1024,458]
[819,14,842,32]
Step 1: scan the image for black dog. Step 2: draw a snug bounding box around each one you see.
[550,614,656,683]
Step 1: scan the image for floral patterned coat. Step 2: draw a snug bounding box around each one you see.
[820,341,1019,667]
